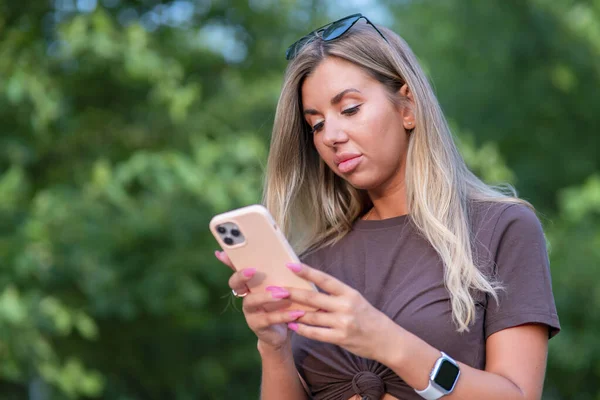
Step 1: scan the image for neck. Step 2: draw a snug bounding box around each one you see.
[366,175,409,220]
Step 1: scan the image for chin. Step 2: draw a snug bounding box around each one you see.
[342,174,382,191]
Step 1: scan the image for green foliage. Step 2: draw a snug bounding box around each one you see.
[545,175,600,399]
[0,0,597,399]
[391,0,600,213]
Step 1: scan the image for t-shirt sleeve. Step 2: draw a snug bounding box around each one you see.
[484,204,561,339]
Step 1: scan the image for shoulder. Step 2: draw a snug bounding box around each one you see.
[491,203,545,245]
[469,201,543,243]
[468,201,546,274]
[481,202,560,339]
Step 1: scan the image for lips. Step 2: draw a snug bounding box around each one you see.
[334,153,362,166]
[336,154,363,174]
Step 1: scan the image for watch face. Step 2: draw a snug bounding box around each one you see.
[434,359,460,391]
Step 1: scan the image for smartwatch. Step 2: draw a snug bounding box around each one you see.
[414,352,461,400]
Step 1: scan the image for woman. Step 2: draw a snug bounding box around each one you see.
[215,14,560,400]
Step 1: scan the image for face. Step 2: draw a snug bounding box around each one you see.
[301,56,414,193]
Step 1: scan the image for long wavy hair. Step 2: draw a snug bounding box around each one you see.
[262,21,530,332]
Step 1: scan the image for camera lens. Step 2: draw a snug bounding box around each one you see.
[217,226,227,234]
[224,237,234,245]
[231,229,241,237]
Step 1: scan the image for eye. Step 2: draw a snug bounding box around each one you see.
[342,105,361,116]
[311,121,324,134]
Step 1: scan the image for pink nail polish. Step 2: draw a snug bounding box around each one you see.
[214,250,222,259]
[288,322,299,331]
[289,311,305,319]
[265,286,283,292]
[271,290,289,299]
[286,263,302,273]
[243,268,257,277]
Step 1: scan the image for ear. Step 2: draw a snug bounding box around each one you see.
[399,83,414,102]
[399,83,415,131]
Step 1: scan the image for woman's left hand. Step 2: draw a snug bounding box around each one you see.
[284,262,398,361]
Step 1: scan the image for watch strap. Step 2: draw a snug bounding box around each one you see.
[414,381,445,400]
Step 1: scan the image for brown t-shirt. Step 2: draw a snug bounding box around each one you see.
[291,202,560,400]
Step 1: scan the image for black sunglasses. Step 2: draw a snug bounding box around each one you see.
[285,13,388,61]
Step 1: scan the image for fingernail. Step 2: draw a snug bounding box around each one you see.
[265,286,284,292]
[271,290,289,299]
[214,250,222,259]
[289,311,305,319]
[286,263,302,273]
[288,322,299,331]
[242,268,257,278]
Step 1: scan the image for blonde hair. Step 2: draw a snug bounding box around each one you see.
[262,22,531,332]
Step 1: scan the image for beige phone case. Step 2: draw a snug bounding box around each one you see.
[209,204,317,311]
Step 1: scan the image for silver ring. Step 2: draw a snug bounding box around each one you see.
[232,289,248,298]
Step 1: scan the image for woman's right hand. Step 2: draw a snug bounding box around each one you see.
[215,250,305,351]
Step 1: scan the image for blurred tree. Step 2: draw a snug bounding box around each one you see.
[388,0,600,214]
[0,0,299,398]
[0,0,597,399]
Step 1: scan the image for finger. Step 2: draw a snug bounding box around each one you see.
[295,310,336,328]
[242,287,292,313]
[285,288,340,312]
[287,322,342,344]
[248,309,307,331]
[215,250,235,271]
[228,267,257,295]
[286,263,348,296]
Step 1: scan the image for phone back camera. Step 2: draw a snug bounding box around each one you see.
[216,222,246,247]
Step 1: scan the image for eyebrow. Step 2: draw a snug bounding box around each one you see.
[303,88,361,116]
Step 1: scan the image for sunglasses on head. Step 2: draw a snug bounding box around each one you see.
[285,13,389,61]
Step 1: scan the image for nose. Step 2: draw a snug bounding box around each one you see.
[319,118,349,148]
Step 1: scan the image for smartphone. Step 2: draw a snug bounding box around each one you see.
[209,204,318,311]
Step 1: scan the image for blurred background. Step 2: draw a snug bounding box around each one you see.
[0,0,598,399]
